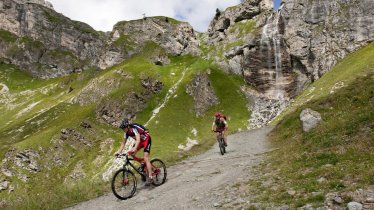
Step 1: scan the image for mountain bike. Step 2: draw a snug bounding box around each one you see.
[111,153,167,200]
[214,130,226,155]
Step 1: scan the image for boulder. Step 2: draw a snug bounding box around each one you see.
[300,108,322,132]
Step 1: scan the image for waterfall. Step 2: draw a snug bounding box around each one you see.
[261,10,285,101]
[249,6,288,129]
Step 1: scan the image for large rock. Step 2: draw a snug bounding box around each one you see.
[186,73,218,116]
[300,108,322,132]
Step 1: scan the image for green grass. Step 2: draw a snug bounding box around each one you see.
[0,29,18,43]
[112,34,135,51]
[247,44,374,208]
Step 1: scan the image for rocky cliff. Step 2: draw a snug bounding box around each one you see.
[97,16,200,69]
[0,0,106,78]
[205,0,373,128]
[0,0,200,78]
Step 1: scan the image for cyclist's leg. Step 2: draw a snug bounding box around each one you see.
[143,136,153,185]
[223,129,228,146]
[215,132,220,142]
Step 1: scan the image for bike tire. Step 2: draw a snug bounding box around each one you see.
[219,138,225,155]
[150,159,167,186]
[111,169,137,200]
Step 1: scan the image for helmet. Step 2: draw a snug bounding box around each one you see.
[214,112,222,118]
[119,119,130,129]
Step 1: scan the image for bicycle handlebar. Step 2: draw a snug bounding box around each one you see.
[115,153,144,163]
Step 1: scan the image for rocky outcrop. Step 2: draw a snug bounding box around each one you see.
[96,78,163,126]
[186,73,218,116]
[98,17,200,69]
[13,0,53,9]
[0,0,105,78]
[207,0,273,44]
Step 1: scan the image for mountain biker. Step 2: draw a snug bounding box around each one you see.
[115,119,154,186]
[211,112,228,147]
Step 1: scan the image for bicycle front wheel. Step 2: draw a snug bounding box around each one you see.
[219,138,225,155]
[111,169,137,200]
[150,159,167,186]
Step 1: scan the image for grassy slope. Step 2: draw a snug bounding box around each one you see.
[0,43,249,209]
[248,43,374,207]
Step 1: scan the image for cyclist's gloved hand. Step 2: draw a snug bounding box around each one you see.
[127,150,135,155]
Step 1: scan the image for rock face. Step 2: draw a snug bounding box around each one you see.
[282,0,374,81]
[186,73,218,116]
[96,78,163,126]
[0,0,106,78]
[0,1,200,78]
[98,17,200,69]
[205,0,373,128]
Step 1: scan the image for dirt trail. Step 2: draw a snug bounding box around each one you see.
[67,126,274,210]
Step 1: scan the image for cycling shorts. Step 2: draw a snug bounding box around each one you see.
[135,134,152,153]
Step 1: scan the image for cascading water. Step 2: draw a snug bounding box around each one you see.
[249,5,289,128]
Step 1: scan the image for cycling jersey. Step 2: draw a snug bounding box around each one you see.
[124,124,148,141]
[124,124,152,153]
[214,118,227,128]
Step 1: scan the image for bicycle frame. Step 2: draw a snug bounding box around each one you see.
[214,130,226,155]
[121,154,147,178]
[214,130,224,141]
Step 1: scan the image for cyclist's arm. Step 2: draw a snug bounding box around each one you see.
[130,129,141,153]
[221,117,228,130]
[116,135,128,154]
[212,121,216,131]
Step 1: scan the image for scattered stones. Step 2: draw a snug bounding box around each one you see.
[333,196,344,204]
[60,128,92,148]
[80,121,92,129]
[140,78,163,93]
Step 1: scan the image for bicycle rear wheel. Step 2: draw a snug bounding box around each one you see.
[111,169,137,200]
[150,159,167,186]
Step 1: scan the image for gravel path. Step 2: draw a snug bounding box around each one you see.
[67,126,274,210]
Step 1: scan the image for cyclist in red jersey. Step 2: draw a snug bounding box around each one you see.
[211,112,228,146]
[115,119,154,186]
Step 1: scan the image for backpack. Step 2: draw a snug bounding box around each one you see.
[130,123,149,134]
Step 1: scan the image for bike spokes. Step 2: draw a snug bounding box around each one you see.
[111,169,137,200]
[150,159,167,186]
